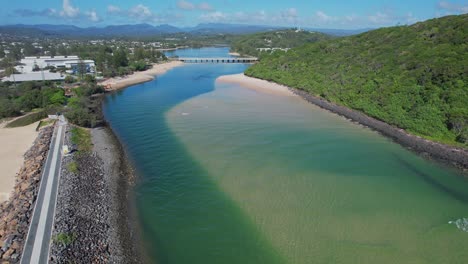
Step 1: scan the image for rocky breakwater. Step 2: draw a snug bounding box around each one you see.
[50,126,140,263]
[0,126,54,263]
[289,88,468,171]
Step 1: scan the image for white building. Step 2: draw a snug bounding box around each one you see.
[16,56,95,74]
[2,72,66,82]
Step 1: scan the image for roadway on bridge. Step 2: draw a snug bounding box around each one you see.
[21,116,66,264]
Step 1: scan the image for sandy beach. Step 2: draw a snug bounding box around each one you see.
[228,52,240,56]
[101,61,183,91]
[0,121,39,202]
[216,73,297,97]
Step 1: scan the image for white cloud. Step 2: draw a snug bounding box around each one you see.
[200,11,227,22]
[315,11,334,23]
[129,4,153,18]
[60,0,80,18]
[106,4,182,24]
[178,0,195,10]
[178,1,214,11]
[107,5,121,14]
[281,8,298,21]
[437,1,468,13]
[198,2,214,11]
[85,9,101,22]
[368,11,393,24]
[199,8,302,25]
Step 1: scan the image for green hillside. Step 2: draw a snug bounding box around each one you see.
[246,15,468,146]
[231,29,331,56]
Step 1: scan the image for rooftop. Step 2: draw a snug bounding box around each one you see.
[2,72,66,82]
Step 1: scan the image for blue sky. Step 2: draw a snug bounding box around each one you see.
[1,0,467,29]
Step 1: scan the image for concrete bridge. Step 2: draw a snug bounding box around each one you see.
[177,57,258,63]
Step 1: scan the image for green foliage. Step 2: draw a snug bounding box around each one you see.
[130,60,149,71]
[0,81,67,119]
[37,119,55,129]
[113,48,129,68]
[53,232,77,246]
[246,15,468,146]
[67,161,79,173]
[6,111,47,128]
[231,29,331,56]
[64,75,75,84]
[84,74,96,84]
[65,107,97,128]
[70,126,92,152]
[65,84,103,128]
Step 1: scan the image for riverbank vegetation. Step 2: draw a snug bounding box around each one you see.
[70,126,92,153]
[65,78,105,128]
[231,29,331,56]
[246,14,467,146]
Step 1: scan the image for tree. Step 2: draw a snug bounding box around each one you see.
[58,45,68,56]
[77,60,87,80]
[23,43,38,56]
[49,45,57,57]
[134,47,146,61]
[64,75,75,84]
[84,74,96,84]
[131,60,148,71]
[113,48,128,68]
[8,46,22,60]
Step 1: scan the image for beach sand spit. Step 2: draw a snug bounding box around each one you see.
[100,61,183,91]
[216,73,297,97]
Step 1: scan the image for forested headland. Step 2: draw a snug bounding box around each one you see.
[246,14,467,146]
[231,29,331,56]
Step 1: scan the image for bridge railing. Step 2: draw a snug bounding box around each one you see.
[178,57,258,63]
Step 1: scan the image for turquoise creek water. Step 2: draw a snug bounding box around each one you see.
[103,47,468,264]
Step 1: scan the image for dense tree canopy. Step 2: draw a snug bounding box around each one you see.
[231,29,331,56]
[0,81,66,118]
[246,15,468,145]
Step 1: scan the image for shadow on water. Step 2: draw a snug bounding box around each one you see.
[104,64,284,264]
[393,153,468,204]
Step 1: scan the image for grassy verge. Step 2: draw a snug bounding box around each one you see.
[6,111,47,128]
[70,126,93,153]
[37,119,56,130]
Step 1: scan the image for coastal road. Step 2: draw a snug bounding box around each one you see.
[21,116,66,264]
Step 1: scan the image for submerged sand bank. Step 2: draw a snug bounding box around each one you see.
[216,73,297,97]
[217,72,468,171]
[101,61,183,91]
[0,122,39,202]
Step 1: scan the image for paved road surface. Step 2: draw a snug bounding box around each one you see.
[21,117,66,264]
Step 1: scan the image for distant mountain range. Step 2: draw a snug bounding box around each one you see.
[0,23,370,38]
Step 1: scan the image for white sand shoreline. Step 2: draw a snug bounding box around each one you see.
[216,73,297,97]
[0,122,39,202]
[100,61,183,91]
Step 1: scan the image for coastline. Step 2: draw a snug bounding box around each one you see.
[50,125,141,263]
[217,73,468,171]
[100,60,183,91]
